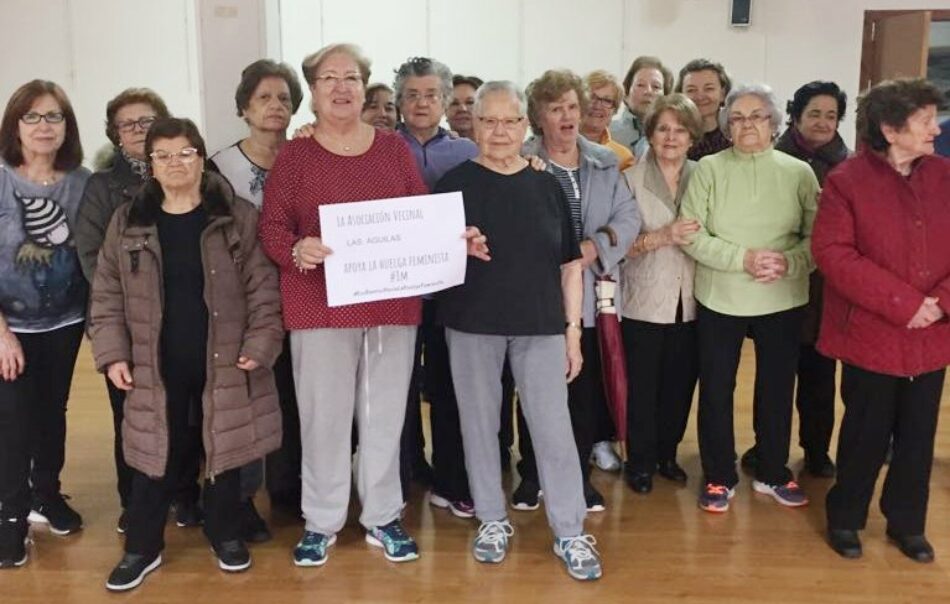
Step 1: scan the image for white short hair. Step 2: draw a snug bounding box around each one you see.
[719,83,784,138]
[473,81,528,116]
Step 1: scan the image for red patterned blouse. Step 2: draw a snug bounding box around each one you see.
[258,131,427,330]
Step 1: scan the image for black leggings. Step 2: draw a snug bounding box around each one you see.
[0,322,83,521]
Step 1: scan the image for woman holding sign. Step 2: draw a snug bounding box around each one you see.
[258,43,486,568]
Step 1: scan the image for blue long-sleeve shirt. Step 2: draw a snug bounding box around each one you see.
[397,125,478,190]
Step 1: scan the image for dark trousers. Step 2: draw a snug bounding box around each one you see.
[400,301,470,501]
[106,378,134,509]
[0,323,83,520]
[826,364,945,535]
[499,361,515,465]
[697,305,804,488]
[751,343,837,456]
[0,322,83,521]
[400,320,429,498]
[795,344,836,455]
[623,318,698,474]
[518,327,600,485]
[124,358,240,556]
[424,316,471,501]
[264,337,302,501]
[108,375,202,511]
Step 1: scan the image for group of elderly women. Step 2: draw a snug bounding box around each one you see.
[0,41,947,592]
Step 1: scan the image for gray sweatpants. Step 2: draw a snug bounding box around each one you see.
[446,329,586,538]
[291,326,416,535]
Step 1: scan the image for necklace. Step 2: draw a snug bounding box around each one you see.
[17,166,58,186]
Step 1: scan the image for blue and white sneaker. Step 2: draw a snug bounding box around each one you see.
[753,480,809,507]
[293,531,336,567]
[366,520,419,562]
[553,534,602,581]
[473,520,515,564]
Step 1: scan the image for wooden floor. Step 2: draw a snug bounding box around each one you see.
[4,342,950,603]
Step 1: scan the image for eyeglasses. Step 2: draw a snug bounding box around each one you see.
[314,74,363,89]
[116,116,157,133]
[149,147,200,165]
[21,111,65,125]
[404,91,441,105]
[728,113,770,127]
[589,94,618,110]
[477,116,525,130]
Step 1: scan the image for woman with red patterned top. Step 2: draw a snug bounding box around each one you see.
[258,43,486,569]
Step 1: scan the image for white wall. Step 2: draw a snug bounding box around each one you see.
[5,0,950,165]
[0,0,202,167]
[278,0,950,143]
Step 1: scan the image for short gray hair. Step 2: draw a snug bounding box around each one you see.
[473,81,528,117]
[719,83,784,138]
[393,57,454,106]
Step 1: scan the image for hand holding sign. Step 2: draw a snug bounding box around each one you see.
[464,226,490,262]
[319,192,469,307]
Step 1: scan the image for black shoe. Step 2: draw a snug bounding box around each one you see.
[240,500,272,544]
[584,482,606,512]
[29,493,83,535]
[657,459,688,483]
[174,500,204,528]
[827,529,862,559]
[740,446,758,473]
[212,539,251,572]
[511,479,541,511]
[625,472,653,494]
[0,518,29,569]
[804,451,836,478]
[117,509,128,535]
[105,553,162,591]
[886,530,935,563]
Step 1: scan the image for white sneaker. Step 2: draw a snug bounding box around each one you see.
[590,441,621,472]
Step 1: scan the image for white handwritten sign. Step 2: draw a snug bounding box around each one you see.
[319,192,467,307]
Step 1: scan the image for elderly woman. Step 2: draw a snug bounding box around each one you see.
[392,56,479,517]
[610,56,673,159]
[90,118,283,590]
[816,79,950,563]
[435,80,602,581]
[679,84,819,513]
[675,59,732,160]
[741,81,850,480]
[0,80,89,568]
[210,58,304,543]
[517,69,640,512]
[580,70,635,172]
[74,88,181,534]
[620,93,703,494]
[361,83,398,131]
[446,75,483,140]
[259,43,483,567]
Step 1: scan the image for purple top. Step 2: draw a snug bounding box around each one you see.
[397,125,478,190]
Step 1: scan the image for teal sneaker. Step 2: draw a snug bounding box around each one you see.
[365,520,419,562]
[293,531,336,567]
[553,534,602,581]
[473,520,514,564]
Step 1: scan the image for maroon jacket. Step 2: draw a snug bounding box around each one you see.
[812,149,950,377]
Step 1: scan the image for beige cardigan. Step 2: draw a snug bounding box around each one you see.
[620,151,697,324]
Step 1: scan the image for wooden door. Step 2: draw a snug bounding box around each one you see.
[860,11,931,92]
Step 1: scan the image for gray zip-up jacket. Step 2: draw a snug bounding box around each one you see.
[523,135,642,326]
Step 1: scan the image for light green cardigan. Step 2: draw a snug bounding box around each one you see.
[679,146,819,317]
